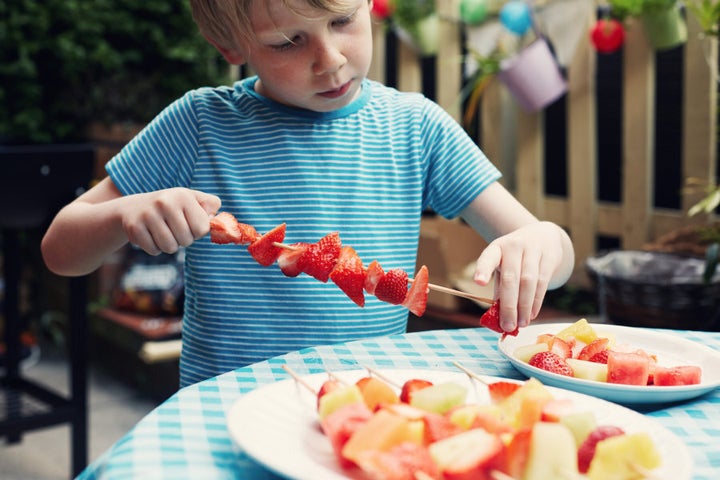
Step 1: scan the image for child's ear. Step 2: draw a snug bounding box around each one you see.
[204,35,246,65]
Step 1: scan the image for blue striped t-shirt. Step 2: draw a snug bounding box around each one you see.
[107,77,501,386]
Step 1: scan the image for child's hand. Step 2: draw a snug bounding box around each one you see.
[122,188,221,255]
[473,221,567,333]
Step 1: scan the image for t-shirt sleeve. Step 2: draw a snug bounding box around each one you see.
[106,90,201,196]
[419,100,501,219]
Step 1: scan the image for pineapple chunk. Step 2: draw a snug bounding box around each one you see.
[555,318,598,344]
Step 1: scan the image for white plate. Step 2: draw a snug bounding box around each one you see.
[227,368,692,479]
[499,323,720,404]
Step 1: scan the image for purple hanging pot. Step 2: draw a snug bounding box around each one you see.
[497,38,567,112]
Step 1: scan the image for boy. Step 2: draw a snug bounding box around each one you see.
[42,0,574,387]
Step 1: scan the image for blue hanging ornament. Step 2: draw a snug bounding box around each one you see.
[499,1,533,36]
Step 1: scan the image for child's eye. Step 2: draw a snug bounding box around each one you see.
[270,41,295,52]
[333,12,356,28]
[270,35,300,52]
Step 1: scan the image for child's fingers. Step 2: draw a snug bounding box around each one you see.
[474,243,502,285]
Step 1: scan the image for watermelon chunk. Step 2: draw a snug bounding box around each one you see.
[606,351,650,385]
[652,365,702,386]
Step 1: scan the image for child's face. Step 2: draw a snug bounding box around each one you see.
[239,0,373,112]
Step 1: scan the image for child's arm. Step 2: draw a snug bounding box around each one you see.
[460,181,575,333]
[41,177,221,277]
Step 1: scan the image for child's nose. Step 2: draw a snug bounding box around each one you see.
[312,40,346,75]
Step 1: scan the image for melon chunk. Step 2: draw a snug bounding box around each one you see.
[409,382,468,415]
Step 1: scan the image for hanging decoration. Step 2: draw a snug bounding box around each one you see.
[460,0,489,25]
[606,0,687,51]
[589,17,626,53]
[499,0,533,35]
[371,0,393,20]
[462,0,569,118]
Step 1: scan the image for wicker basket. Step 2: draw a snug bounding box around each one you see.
[585,250,720,331]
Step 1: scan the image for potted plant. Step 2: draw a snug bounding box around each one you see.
[608,0,687,50]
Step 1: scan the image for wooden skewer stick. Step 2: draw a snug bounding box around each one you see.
[452,361,489,385]
[364,366,402,389]
[271,241,494,305]
[281,364,317,395]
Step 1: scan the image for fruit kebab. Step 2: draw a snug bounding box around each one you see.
[209,212,495,319]
[279,364,663,480]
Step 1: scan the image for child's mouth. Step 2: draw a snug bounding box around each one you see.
[318,81,352,99]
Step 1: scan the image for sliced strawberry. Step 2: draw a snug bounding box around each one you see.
[277,242,310,277]
[588,350,610,364]
[295,232,342,282]
[528,351,574,377]
[237,222,260,243]
[247,223,286,266]
[209,212,259,244]
[578,337,610,361]
[374,268,409,305]
[487,381,521,403]
[549,337,573,359]
[329,246,367,307]
[402,265,428,316]
[479,300,520,338]
[364,260,385,295]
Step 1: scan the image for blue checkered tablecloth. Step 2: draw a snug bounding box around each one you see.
[77,328,720,480]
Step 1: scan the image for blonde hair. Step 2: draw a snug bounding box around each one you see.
[190,0,365,50]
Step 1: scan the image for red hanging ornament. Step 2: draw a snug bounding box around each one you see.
[371,0,393,20]
[590,18,625,54]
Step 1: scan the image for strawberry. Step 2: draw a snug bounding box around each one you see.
[374,268,409,305]
[400,379,433,404]
[549,337,573,359]
[296,232,342,282]
[209,212,259,244]
[578,337,610,361]
[577,425,625,473]
[364,260,385,295]
[479,300,520,338]
[402,265,428,316]
[528,351,574,377]
[487,381,521,403]
[329,246,367,307]
[277,242,310,277]
[247,223,286,266]
[588,350,610,364]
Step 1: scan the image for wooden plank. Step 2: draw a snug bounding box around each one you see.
[368,20,388,83]
[566,11,597,272]
[621,19,655,249]
[682,15,718,217]
[396,33,422,93]
[515,110,544,217]
[480,80,507,183]
[436,0,462,121]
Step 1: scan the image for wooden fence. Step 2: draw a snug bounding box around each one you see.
[368,2,719,287]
